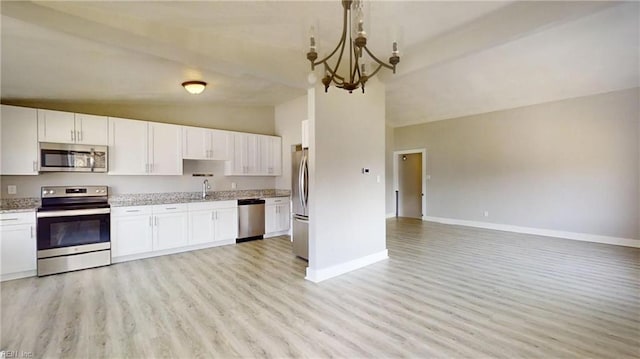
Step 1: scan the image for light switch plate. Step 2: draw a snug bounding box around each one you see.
[7,185,17,195]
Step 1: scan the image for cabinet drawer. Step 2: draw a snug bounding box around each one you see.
[111,206,153,217]
[265,197,289,205]
[152,203,188,213]
[188,200,237,212]
[0,212,36,226]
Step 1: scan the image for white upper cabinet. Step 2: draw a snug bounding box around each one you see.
[183,127,229,161]
[260,135,282,176]
[301,119,309,149]
[108,118,182,176]
[149,122,183,175]
[1,105,39,175]
[75,113,108,145]
[108,117,148,175]
[225,132,281,176]
[38,109,107,145]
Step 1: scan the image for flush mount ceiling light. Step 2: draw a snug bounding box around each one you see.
[182,80,207,95]
[306,0,400,94]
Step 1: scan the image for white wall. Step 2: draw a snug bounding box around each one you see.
[307,79,388,282]
[274,95,306,190]
[392,88,640,241]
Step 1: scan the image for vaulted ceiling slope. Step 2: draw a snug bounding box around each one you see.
[1,1,638,127]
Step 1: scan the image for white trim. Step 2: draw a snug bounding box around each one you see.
[1,269,37,282]
[264,230,290,238]
[305,250,389,283]
[386,212,396,218]
[424,216,640,248]
[112,239,236,263]
[393,149,426,219]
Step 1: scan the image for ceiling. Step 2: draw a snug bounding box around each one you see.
[1,1,638,127]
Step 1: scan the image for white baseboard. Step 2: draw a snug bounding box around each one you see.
[264,230,290,238]
[113,239,236,263]
[305,249,389,283]
[386,213,396,218]
[1,269,37,282]
[423,216,640,248]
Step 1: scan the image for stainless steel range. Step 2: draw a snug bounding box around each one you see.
[36,186,111,276]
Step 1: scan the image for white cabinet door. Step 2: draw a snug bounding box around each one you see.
[111,214,153,257]
[1,105,39,175]
[0,223,36,277]
[209,130,230,160]
[38,109,76,144]
[75,114,108,145]
[301,119,309,149]
[265,204,278,234]
[277,203,290,232]
[245,134,260,175]
[214,207,238,241]
[183,126,209,160]
[154,212,188,250]
[189,210,215,245]
[260,136,282,176]
[108,117,148,175]
[149,122,182,175]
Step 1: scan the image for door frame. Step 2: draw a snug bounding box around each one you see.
[393,148,427,220]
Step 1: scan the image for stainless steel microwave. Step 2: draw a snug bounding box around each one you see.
[39,142,108,173]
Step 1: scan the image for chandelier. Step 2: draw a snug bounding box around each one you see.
[306,0,400,94]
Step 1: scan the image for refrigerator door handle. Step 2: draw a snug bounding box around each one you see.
[298,153,306,211]
[293,214,309,223]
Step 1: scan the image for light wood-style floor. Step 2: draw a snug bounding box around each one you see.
[2,218,639,358]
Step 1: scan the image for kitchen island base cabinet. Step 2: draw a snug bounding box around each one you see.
[0,212,37,282]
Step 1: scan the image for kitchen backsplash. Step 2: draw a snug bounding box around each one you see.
[0,160,278,198]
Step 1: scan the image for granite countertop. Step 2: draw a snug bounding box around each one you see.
[108,189,291,207]
[0,189,291,213]
[0,198,40,214]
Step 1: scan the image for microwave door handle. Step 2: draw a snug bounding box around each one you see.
[89,149,96,172]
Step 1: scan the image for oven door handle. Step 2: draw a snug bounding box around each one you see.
[37,208,110,218]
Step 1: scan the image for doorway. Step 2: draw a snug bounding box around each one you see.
[393,149,426,219]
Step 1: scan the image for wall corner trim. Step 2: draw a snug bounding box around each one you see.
[423,216,640,248]
[305,250,389,283]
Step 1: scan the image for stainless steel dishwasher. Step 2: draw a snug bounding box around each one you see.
[237,199,265,242]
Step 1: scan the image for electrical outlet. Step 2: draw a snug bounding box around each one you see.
[231,182,237,189]
[376,175,381,183]
[483,211,489,217]
[7,185,17,195]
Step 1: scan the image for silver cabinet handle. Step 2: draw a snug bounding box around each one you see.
[150,163,154,173]
[149,216,152,226]
[78,130,83,142]
[126,209,140,213]
[71,130,75,141]
[211,212,214,221]
[154,216,158,226]
[0,218,18,221]
[33,161,38,172]
[165,207,177,210]
[30,225,34,238]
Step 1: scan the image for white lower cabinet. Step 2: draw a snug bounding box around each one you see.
[153,205,188,250]
[112,201,237,262]
[0,212,37,281]
[188,201,238,245]
[111,206,153,257]
[265,197,290,236]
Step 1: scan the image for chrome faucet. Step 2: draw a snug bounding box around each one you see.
[202,179,211,199]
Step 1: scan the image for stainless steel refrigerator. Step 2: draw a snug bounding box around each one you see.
[291,144,308,260]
